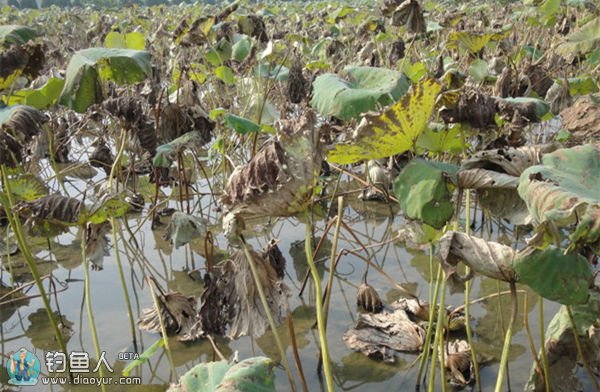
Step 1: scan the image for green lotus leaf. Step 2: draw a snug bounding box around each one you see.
[518,144,600,249]
[0,25,37,46]
[393,159,459,229]
[556,17,600,58]
[59,48,151,113]
[311,66,410,121]
[514,247,592,305]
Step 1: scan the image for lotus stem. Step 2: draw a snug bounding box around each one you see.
[566,305,600,391]
[305,222,335,392]
[463,190,481,391]
[239,239,297,392]
[111,217,137,351]
[416,244,441,388]
[81,226,107,392]
[427,272,447,392]
[494,281,517,392]
[0,166,69,371]
[286,302,309,392]
[146,277,177,378]
[323,196,343,325]
[538,297,550,392]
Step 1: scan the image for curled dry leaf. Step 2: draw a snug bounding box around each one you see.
[343,307,425,363]
[440,89,497,129]
[89,139,115,176]
[559,95,600,145]
[222,110,323,235]
[391,0,426,34]
[443,340,474,387]
[179,241,289,341]
[545,80,572,115]
[460,144,556,177]
[103,96,157,155]
[85,222,111,271]
[16,194,83,236]
[357,283,384,313]
[439,231,517,283]
[0,105,47,167]
[138,285,198,336]
[286,56,307,104]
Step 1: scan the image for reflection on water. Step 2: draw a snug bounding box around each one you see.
[0,193,563,391]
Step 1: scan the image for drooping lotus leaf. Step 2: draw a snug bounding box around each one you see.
[59,48,151,113]
[224,114,261,134]
[328,78,441,164]
[525,294,600,391]
[153,131,209,168]
[447,30,509,55]
[164,212,207,249]
[311,66,410,121]
[104,31,146,50]
[167,357,275,392]
[0,25,37,47]
[393,159,458,229]
[556,17,600,59]
[514,247,592,305]
[7,77,64,109]
[518,144,600,249]
[439,231,591,304]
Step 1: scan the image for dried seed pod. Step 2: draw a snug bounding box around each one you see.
[287,57,307,104]
[357,283,384,313]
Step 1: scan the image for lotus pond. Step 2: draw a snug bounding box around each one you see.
[0,0,599,391]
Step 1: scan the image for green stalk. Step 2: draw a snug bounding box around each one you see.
[81,227,106,392]
[416,246,441,387]
[111,217,137,350]
[494,282,517,392]
[147,279,177,378]
[566,305,600,391]
[305,222,335,392]
[463,190,481,391]
[538,297,550,392]
[0,166,68,363]
[239,239,297,392]
[428,275,447,392]
[323,196,343,325]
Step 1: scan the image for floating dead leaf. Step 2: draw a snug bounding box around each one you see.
[357,283,384,313]
[343,307,425,363]
[443,340,474,387]
[138,280,198,336]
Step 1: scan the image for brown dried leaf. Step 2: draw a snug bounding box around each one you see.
[559,95,600,145]
[287,56,307,104]
[439,231,517,282]
[222,110,322,220]
[138,288,198,335]
[444,340,474,387]
[391,0,426,33]
[85,222,111,271]
[440,89,497,129]
[182,242,289,341]
[343,307,425,363]
[460,144,556,177]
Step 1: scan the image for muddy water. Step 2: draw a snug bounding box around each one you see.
[1,185,566,392]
